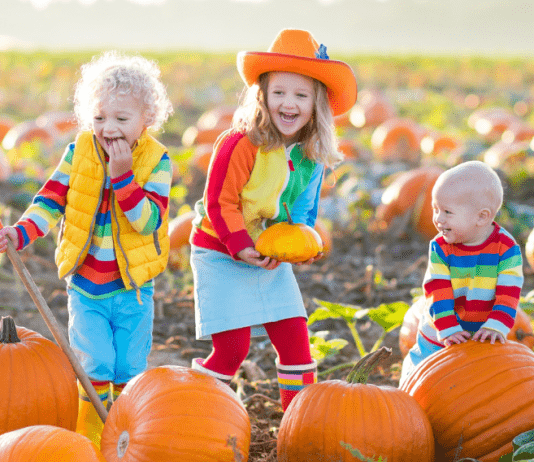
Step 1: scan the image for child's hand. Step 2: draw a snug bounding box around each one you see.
[443,330,471,347]
[0,226,19,253]
[472,327,505,344]
[108,138,133,178]
[295,252,324,266]
[237,247,281,270]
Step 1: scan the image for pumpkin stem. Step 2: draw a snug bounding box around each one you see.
[516,329,534,341]
[282,202,294,225]
[346,347,391,385]
[0,316,21,344]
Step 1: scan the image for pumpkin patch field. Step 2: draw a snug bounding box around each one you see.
[2,51,534,461]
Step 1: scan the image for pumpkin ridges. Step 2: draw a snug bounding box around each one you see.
[401,341,534,461]
[279,377,434,462]
[101,366,250,462]
[0,320,77,436]
[26,337,77,430]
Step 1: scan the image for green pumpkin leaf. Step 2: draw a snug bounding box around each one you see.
[309,336,348,363]
[309,298,365,324]
[367,301,410,332]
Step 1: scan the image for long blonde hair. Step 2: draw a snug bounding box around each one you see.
[232,72,342,168]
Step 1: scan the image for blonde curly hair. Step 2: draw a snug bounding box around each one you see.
[73,51,173,132]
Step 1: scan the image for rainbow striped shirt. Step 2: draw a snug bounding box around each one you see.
[14,141,172,299]
[423,223,523,340]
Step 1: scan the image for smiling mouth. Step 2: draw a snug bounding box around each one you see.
[280,112,298,123]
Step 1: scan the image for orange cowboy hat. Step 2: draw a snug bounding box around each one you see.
[237,28,357,116]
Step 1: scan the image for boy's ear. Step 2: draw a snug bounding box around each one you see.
[477,207,493,226]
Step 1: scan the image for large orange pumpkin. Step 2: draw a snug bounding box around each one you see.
[349,89,396,129]
[100,365,251,462]
[277,348,434,462]
[468,107,519,143]
[420,131,460,157]
[370,117,425,163]
[0,425,107,462]
[0,316,78,435]
[400,340,534,462]
[483,140,533,182]
[371,166,444,240]
[1,121,57,150]
[399,301,534,358]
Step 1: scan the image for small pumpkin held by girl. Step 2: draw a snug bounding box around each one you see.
[189,28,357,410]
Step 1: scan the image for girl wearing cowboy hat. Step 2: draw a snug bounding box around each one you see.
[189,28,357,410]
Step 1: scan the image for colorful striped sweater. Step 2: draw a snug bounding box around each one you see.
[423,222,523,341]
[191,131,324,258]
[14,138,172,299]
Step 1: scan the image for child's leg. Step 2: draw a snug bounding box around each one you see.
[76,380,109,448]
[193,326,251,384]
[264,317,317,411]
[112,287,154,385]
[399,329,443,386]
[110,382,127,404]
[67,289,115,448]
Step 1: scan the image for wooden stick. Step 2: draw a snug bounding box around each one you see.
[0,221,108,423]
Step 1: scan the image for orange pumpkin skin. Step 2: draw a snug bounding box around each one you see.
[168,210,196,270]
[400,341,534,462]
[101,366,251,462]
[277,380,434,462]
[313,218,332,258]
[255,221,323,263]
[372,166,444,240]
[399,304,534,358]
[0,425,107,462]
[0,317,78,436]
[509,307,534,349]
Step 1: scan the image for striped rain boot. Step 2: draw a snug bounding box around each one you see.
[192,358,234,386]
[276,359,317,411]
[75,380,109,449]
[110,382,127,407]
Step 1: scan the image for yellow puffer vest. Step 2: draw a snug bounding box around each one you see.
[55,131,169,292]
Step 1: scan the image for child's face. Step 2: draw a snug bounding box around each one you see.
[92,92,146,154]
[432,183,489,246]
[266,72,314,147]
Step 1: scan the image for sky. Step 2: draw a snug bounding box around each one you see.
[2,0,534,55]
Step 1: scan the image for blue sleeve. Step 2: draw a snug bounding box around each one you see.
[291,164,324,226]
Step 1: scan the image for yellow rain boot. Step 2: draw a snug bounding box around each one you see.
[76,380,109,449]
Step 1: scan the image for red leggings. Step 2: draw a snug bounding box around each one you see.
[202,317,312,376]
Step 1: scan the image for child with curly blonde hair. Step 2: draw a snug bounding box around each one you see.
[0,51,173,446]
[189,29,357,410]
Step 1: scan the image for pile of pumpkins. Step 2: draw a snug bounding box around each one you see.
[0,315,251,461]
[4,291,534,461]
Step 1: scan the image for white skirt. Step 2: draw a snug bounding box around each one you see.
[190,246,307,340]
